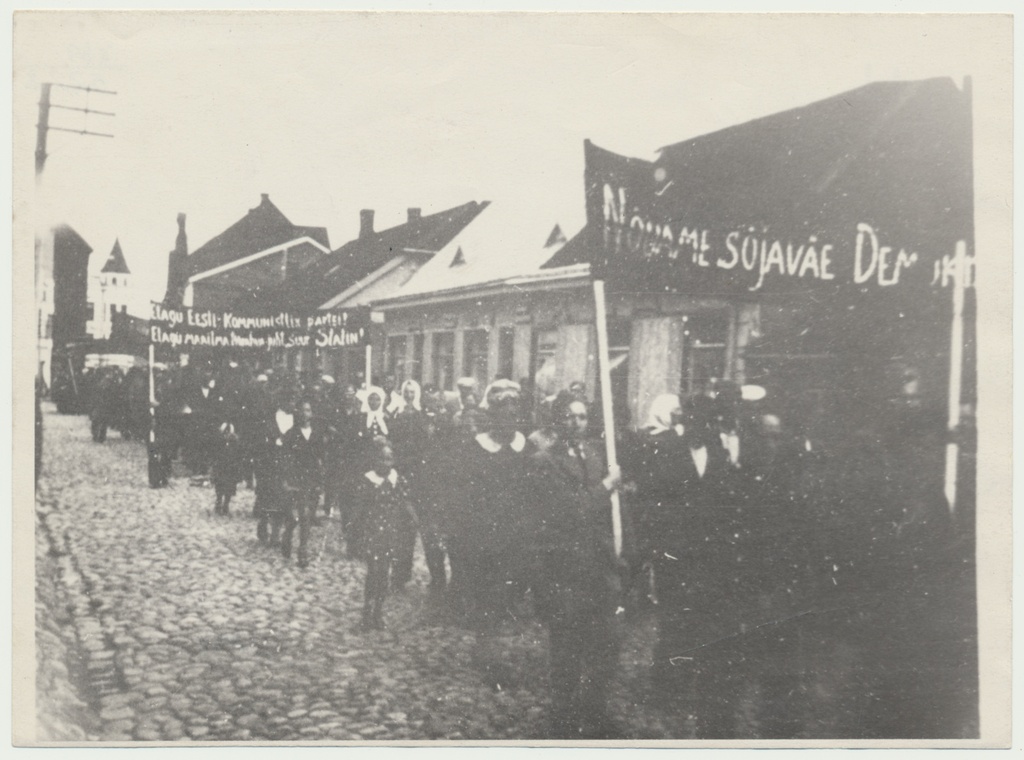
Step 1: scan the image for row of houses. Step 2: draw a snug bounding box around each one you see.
[158,78,973,450]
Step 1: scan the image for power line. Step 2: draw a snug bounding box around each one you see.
[51,83,117,96]
[46,126,115,139]
[35,81,117,175]
[51,104,117,118]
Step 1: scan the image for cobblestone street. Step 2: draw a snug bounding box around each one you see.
[34,407,684,743]
[34,406,978,744]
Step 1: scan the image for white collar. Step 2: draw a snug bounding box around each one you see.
[365,409,389,435]
[690,445,708,477]
[475,430,526,454]
[364,469,398,486]
[275,409,294,434]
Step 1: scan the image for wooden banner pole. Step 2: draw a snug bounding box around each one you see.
[593,279,623,557]
[365,343,373,391]
[944,240,967,513]
[148,342,156,440]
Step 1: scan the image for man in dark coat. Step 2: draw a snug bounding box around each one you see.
[255,387,295,548]
[181,366,220,475]
[389,379,429,587]
[149,369,179,488]
[528,391,623,739]
[332,384,366,553]
[281,398,326,568]
[416,385,458,596]
[636,393,741,734]
[90,367,123,443]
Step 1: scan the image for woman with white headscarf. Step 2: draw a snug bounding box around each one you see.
[643,393,684,436]
[389,379,429,586]
[361,386,390,438]
[345,386,391,558]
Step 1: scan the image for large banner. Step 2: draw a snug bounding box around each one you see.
[149,303,371,351]
[585,78,974,299]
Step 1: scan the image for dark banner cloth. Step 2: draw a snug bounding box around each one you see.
[584,78,974,302]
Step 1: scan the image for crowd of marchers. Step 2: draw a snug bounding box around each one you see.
[79,360,956,740]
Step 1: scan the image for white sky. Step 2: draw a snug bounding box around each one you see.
[6,5,1019,753]
[14,11,1005,310]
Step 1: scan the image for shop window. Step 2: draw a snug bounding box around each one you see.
[387,335,408,382]
[497,326,515,381]
[532,329,559,399]
[463,328,490,388]
[432,331,455,391]
[607,319,631,421]
[412,333,425,383]
[682,310,729,396]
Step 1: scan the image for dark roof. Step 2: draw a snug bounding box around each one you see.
[549,78,971,283]
[651,78,970,239]
[253,200,489,311]
[544,224,567,249]
[540,227,589,269]
[52,224,93,257]
[100,238,130,274]
[657,78,958,156]
[186,194,330,278]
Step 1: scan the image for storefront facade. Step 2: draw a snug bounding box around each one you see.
[375,263,767,429]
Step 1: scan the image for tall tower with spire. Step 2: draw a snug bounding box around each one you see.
[88,238,132,339]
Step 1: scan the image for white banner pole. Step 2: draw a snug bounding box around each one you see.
[944,240,967,513]
[365,343,373,391]
[593,279,623,557]
[148,342,156,444]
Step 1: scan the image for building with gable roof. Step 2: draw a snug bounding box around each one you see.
[254,201,488,383]
[371,201,591,402]
[37,224,93,388]
[168,193,331,309]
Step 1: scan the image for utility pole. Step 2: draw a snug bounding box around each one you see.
[35,82,117,176]
[34,81,117,392]
[34,83,51,176]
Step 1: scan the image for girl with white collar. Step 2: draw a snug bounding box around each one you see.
[357,435,417,631]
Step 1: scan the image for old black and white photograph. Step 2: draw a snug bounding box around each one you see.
[12,7,1013,748]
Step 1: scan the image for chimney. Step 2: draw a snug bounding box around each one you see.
[165,212,189,307]
[359,209,375,239]
[175,213,187,254]
[407,207,422,223]
[260,193,269,203]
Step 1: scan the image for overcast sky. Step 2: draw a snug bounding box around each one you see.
[14,11,1003,310]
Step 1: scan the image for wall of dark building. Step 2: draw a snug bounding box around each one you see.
[51,226,93,350]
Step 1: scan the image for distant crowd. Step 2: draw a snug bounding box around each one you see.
[77,358,959,739]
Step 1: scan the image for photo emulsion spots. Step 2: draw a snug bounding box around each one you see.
[14,10,1012,748]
